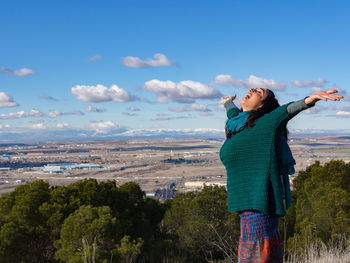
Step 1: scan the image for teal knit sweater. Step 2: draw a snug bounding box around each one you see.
[220,101,311,216]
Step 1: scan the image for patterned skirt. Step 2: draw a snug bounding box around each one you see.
[238,211,283,263]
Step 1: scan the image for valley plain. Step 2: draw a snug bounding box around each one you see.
[1,134,349,196]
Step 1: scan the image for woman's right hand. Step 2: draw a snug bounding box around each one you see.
[221,94,237,104]
[304,89,344,105]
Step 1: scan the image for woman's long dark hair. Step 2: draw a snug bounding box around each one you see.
[225,89,288,139]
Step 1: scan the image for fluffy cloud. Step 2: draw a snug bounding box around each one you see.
[85,105,106,113]
[87,55,102,61]
[290,77,327,88]
[32,123,46,129]
[56,123,69,128]
[2,67,36,77]
[336,111,350,118]
[71,84,135,103]
[169,104,211,113]
[0,124,10,130]
[122,53,176,68]
[0,109,44,119]
[48,110,84,118]
[310,87,323,92]
[89,121,117,133]
[0,109,83,119]
[212,74,286,91]
[48,111,61,118]
[0,92,18,107]
[143,79,222,103]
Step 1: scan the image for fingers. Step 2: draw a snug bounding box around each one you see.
[314,93,343,101]
[326,89,338,94]
[221,96,231,103]
[221,95,237,103]
[325,89,344,100]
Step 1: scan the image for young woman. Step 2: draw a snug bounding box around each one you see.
[219,89,343,263]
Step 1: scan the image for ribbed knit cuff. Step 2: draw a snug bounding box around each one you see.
[224,100,237,111]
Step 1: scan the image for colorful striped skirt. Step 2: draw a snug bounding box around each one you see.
[238,211,283,263]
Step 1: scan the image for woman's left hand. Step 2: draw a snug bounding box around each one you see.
[305,89,344,105]
[221,94,237,104]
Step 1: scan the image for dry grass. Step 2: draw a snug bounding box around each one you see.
[209,236,350,263]
[285,237,350,263]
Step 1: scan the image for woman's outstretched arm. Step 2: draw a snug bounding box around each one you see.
[287,89,343,117]
[285,89,343,119]
[221,95,240,118]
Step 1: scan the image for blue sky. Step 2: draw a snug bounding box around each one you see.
[1,0,349,141]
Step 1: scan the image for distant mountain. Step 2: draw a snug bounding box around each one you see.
[0,128,225,143]
[1,127,349,143]
[290,128,350,135]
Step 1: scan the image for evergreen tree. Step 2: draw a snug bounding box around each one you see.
[286,160,350,254]
[161,185,240,262]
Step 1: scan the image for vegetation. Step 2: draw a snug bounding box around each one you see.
[283,160,350,255]
[0,160,349,262]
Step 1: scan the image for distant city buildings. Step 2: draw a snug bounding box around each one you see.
[42,163,103,174]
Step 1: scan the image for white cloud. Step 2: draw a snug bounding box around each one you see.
[122,53,176,68]
[118,128,223,137]
[89,121,117,133]
[71,84,135,103]
[169,104,211,112]
[0,109,83,119]
[87,55,102,61]
[0,92,18,107]
[48,110,84,118]
[48,111,61,118]
[336,111,350,118]
[290,77,327,88]
[32,123,46,129]
[85,105,106,113]
[212,74,286,91]
[310,86,323,92]
[0,124,10,130]
[143,79,221,103]
[0,109,44,119]
[56,123,69,128]
[2,67,36,77]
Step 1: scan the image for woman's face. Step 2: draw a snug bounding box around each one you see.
[240,88,268,111]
